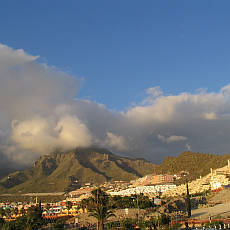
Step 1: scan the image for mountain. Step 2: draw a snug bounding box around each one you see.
[0,148,156,193]
[1,149,230,194]
[154,151,230,183]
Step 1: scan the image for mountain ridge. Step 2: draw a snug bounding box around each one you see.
[0,148,156,193]
[154,151,230,183]
[1,149,230,193]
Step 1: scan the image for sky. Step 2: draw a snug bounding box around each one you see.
[1,1,230,167]
[1,1,230,110]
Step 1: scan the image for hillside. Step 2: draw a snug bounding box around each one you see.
[1,150,230,193]
[0,148,155,193]
[154,151,230,183]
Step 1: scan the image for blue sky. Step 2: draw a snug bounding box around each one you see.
[1,1,230,110]
[2,1,230,164]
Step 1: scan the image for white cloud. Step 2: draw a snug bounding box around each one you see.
[55,115,92,149]
[11,115,92,153]
[158,134,187,144]
[104,132,128,151]
[221,84,230,98]
[146,86,162,97]
[185,144,192,151]
[125,91,229,124]
[0,44,38,68]
[2,44,230,166]
[0,44,88,166]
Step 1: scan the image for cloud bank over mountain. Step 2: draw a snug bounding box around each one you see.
[1,44,230,166]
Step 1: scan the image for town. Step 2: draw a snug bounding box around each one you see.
[1,1,230,229]
[1,160,230,229]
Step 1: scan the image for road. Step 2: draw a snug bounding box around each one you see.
[192,202,230,219]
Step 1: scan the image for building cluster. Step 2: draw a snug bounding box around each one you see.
[130,171,189,187]
[0,201,82,219]
[109,184,176,197]
[2,160,230,221]
[164,161,230,197]
[66,160,230,199]
[69,186,95,199]
[100,180,130,192]
[131,174,174,187]
[42,203,83,217]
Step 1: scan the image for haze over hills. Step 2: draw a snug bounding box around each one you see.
[0,154,17,180]
[1,149,230,194]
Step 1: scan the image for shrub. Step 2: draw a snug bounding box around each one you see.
[121,218,135,230]
[171,222,182,229]
[106,221,120,229]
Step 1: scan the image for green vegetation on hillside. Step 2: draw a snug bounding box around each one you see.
[1,149,230,194]
[0,148,155,193]
[154,151,230,183]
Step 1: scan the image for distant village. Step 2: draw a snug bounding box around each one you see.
[1,160,230,224]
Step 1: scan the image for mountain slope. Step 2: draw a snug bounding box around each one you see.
[0,148,155,193]
[2,150,230,193]
[154,151,230,183]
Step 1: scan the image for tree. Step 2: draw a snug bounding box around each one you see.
[144,217,157,230]
[159,213,171,226]
[0,207,5,218]
[20,207,26,216]
[121,218,135,229]
[66,201,72,216]
[147,214,170,229]
[1,221,17,230]
[25,202,43,230]
[4,208,12,219]
[52,218,65,230]
[0,201,46,230]
[186,183,191,218]
[89,188,115,230]
[80,198,90,212]
[45,203,50,212]
[0,216,4,228]
[13,207,19,217]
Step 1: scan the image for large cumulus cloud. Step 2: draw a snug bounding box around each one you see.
[0,44,91,166]
[1,44,230,167]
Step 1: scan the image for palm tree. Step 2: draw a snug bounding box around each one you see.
[89,188,115,230]
[80,198,89,213]
[91,206,115,230]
